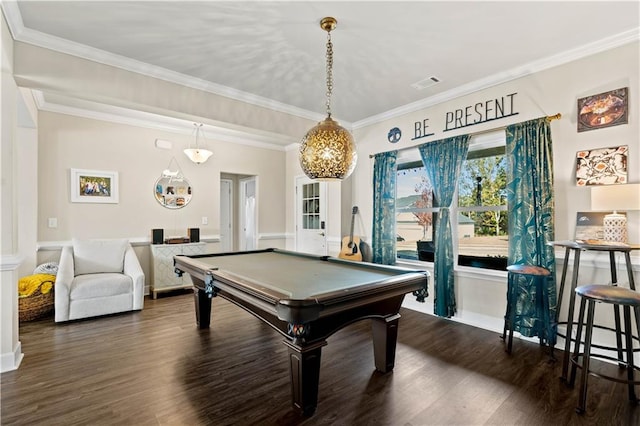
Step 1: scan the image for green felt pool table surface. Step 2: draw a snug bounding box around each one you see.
[179,249,409,299]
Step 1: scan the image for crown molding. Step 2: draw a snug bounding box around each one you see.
[1,2,23,38]
[353,27,640,129]
[3,1,325,124]
[33,90,296,151]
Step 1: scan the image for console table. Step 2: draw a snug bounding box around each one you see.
[150,242,206,298]
[549,240,639,381]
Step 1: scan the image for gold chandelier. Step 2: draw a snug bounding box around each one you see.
[299,17,357,181]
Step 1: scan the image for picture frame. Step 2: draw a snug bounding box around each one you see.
[575,145,627,186]
[70,168,119,203]
[575,212,607,240]
[577,87,628,132]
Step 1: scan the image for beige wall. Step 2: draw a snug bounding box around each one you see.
[343,41,640,336]
[38,112,286,240]
[35,112,287,286]
[1,8,24,372]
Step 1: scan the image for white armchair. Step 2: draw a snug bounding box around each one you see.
[55,239,145,322]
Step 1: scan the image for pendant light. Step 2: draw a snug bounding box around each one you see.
[184,123,213,164]
[299,17,357,181]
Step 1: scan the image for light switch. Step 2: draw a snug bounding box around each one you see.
[202,217,208,225]
[48,218,58,228]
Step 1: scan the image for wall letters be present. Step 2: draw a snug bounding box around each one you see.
[444,92,518,131]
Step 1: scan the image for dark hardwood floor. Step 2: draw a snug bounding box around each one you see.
[2,292,638,425]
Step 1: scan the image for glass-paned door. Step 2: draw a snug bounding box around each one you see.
[296,177,327,255]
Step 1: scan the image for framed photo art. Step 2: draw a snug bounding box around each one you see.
[70,168,119,203]
[576,145,627,186]
[577,87,628,132]
[575,211,608,240]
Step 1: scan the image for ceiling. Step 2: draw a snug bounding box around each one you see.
[4,1,640,134]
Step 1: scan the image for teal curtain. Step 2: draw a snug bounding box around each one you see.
[418,135,470,317]
[506,117,557,343]
[372,151,398,265]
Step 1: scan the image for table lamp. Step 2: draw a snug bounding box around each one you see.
[590,183,640,243]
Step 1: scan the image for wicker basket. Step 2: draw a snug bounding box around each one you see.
[19,288,54,322]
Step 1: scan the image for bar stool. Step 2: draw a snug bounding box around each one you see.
[569,284,640,414]
[502,264,556,355]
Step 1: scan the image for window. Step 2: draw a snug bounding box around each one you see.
[301,182,321,230]
[395,131,508,271]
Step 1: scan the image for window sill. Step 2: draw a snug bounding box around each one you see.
[396,258,508,280]
[455,264,507,279]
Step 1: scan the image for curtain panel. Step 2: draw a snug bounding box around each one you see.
[372,151,398,265]
[418,135,470,317]
[506,117,557,343]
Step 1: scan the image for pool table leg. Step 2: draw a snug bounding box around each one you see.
[372,313,401,373]
[194,288,212,329]
[284,339,327,417]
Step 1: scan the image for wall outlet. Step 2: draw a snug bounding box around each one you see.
[202,217,208,225]
[48,218,57,228]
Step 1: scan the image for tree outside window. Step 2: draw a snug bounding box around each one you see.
[413,175,433,241]
[458,156,507,237]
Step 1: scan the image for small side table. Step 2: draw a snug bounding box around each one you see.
[548,240,639,381]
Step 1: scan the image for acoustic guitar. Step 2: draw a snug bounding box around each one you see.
[339,206,363,261]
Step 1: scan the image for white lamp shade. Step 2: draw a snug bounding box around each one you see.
[590,183,640,211]
[591,183,640,243]
[184,148,213,164]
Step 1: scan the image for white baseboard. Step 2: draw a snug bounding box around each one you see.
[0,341,23,373]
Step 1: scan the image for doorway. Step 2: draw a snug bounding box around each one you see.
[220,178,233,252]
[295,176,327,255]
[239,176,258,251]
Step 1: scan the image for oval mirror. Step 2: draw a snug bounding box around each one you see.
[154,173,192,209]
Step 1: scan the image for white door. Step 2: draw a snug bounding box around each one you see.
[239,176,257,251]
[296,176,327,255]
[220,179,233,252]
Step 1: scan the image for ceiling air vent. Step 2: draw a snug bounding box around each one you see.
[411,76,441,90]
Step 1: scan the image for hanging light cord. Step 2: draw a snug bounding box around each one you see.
[193,123,203,149]
[325,30,333,118]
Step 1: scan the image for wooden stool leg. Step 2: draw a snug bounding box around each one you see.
[577,300,596,414]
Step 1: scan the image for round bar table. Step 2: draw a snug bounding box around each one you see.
[548,240,639,382]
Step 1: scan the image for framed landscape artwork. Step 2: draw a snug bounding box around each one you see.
[575,145,627,186]
[70,168,119,203]
[575,211,625,241]
[577,87,628,132]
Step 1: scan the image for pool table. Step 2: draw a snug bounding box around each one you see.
[173,248,429,416]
